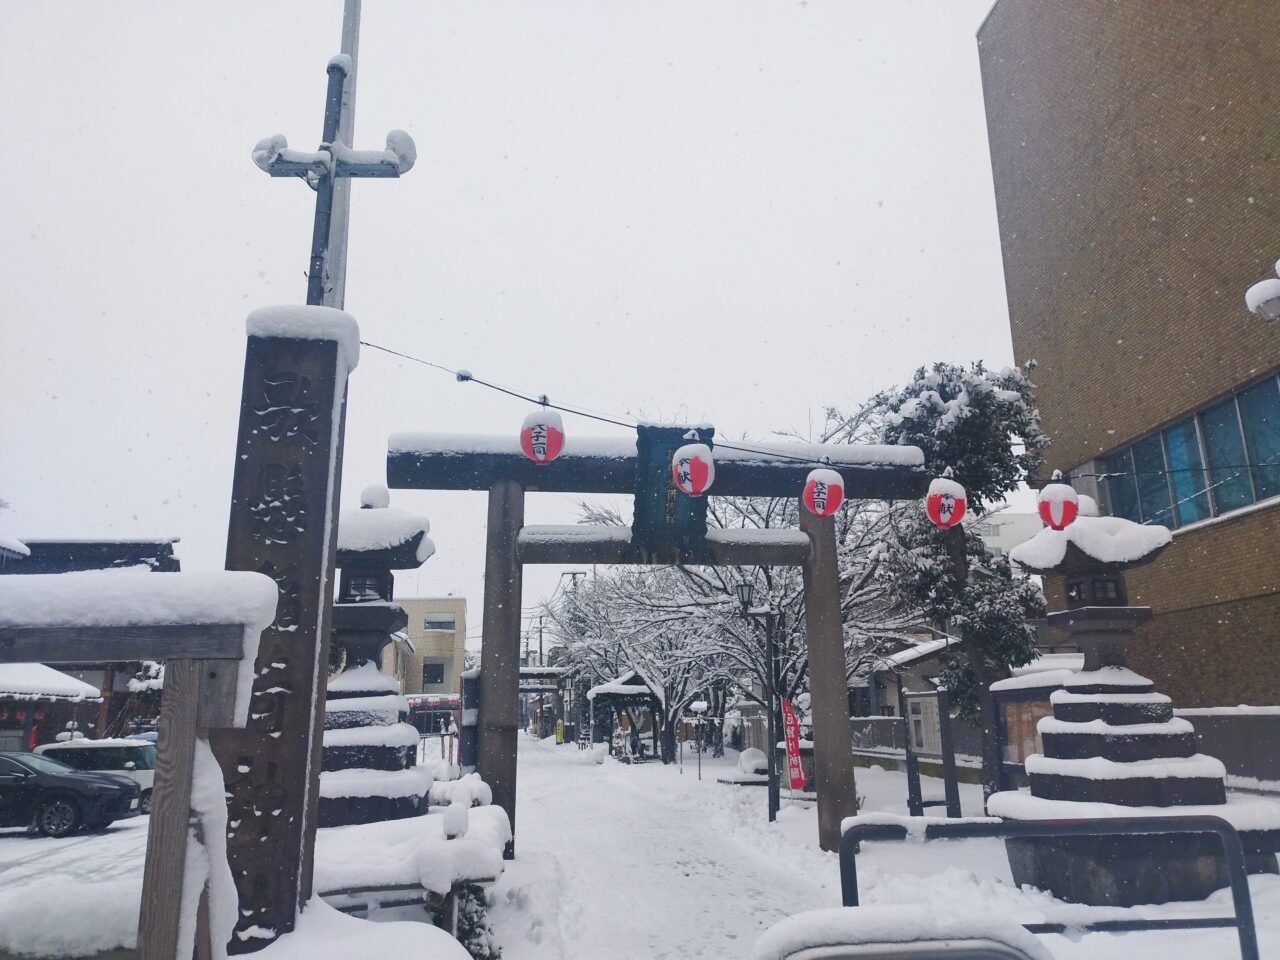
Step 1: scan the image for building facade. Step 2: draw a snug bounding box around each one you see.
[978,0,1280,706]
[383,596,467,696]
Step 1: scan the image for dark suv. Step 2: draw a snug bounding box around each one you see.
[0,751,142,837]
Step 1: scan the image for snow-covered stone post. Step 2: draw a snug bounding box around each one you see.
[210,308,359,950]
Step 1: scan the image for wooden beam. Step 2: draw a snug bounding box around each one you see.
[388,438,927,499]
[0,624,243,664]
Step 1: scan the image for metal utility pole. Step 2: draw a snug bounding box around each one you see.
[538,615,544,666]
[764,607,781,822]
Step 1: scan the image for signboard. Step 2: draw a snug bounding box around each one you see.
[781,698,806,789]
[631,424,713,561]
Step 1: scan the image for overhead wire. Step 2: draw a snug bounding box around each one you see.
[359,339,1273,485]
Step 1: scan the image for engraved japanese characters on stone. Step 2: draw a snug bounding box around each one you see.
[252,371,322,446]
[249,464,308,546]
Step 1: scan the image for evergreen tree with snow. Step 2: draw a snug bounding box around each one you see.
[872,360,1048,800]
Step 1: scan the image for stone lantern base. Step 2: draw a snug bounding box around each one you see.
[991,663,1280,905]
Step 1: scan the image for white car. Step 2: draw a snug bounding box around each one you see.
[35,738,157,813]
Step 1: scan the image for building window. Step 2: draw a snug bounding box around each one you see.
[1101,372,1280,529]
[349,575,381,599]
[422,662,446,686]
[423,615,455,631]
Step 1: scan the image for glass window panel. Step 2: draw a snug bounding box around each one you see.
[1201,399,1254,513]
[1132,434,1174,525]
[1104,449,1140,521]
[1162,418,1210,525]
[1237,377,1280,500]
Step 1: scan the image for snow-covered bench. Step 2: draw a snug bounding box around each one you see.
[753,906,1050,960]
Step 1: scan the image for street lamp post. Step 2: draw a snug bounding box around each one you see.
[737,581,780,822]
[690,699,708,781]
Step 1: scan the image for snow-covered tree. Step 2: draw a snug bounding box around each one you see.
[871,360,1048,799]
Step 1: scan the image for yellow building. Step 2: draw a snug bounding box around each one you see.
[382,596,467,695]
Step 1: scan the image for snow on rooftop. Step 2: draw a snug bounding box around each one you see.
[1008,515,1171,572]
[0,534,29,559]
[874,635,959,670]
[0,663,100,702]
[586,669,658,702]
[245,305,360,371]
[752,905,1052,960]
[0,569,277,726]
[337,505,433,562]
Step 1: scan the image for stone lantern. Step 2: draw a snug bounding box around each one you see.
[993,502,1280,905]
[319,484,436,828]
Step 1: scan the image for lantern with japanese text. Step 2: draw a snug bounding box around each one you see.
[520,409,565,464]
[802,468,844,517]
[672,443,715,496]
[925,473,967,529]
[1038,470,1079,531]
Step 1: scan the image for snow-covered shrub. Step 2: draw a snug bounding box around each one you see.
[456,883,501,960]
[738,747,767,775]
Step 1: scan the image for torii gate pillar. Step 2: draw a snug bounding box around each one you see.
[800,508,860,851]
[478,478,525,859]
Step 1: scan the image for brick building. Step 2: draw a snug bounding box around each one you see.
[977,1,1280,706]
[383,596,467,695]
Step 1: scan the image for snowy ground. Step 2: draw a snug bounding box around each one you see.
[1,736,1277,959]
[490,735,1280,960]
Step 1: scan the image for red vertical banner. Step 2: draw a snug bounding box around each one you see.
[781,698,806,789]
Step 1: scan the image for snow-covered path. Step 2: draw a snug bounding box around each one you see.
[491,735,1280,960]
[489,736,843,959]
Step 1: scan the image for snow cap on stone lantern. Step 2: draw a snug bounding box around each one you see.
[672,443,715,496]
[520,409,565,464]
[802,468,844,517]
[359,483,391,509]
[925,469,966,529]
[1038,470,1079,530]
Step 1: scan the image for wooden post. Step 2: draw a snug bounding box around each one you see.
[899,685,924,818]
[800,509,860,852]
[478,479,524,858]
[138,659,204,960]
[936,687,963,818]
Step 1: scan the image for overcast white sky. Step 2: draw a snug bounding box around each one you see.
[0,0,1013,650]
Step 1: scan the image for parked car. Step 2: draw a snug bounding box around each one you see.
[0,751,142,837]
[36,738,157,813]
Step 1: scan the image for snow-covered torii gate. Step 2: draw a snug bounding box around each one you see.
[387,424,927,854]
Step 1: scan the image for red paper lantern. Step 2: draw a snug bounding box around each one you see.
[925,475,967,529]
[1038,472,1079,531]
[802,468,844,517]
[520,410,565,464]
[672,443,715,496]
[34,708,45,721]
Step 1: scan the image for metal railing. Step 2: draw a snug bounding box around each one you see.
[839,815,1260,960]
